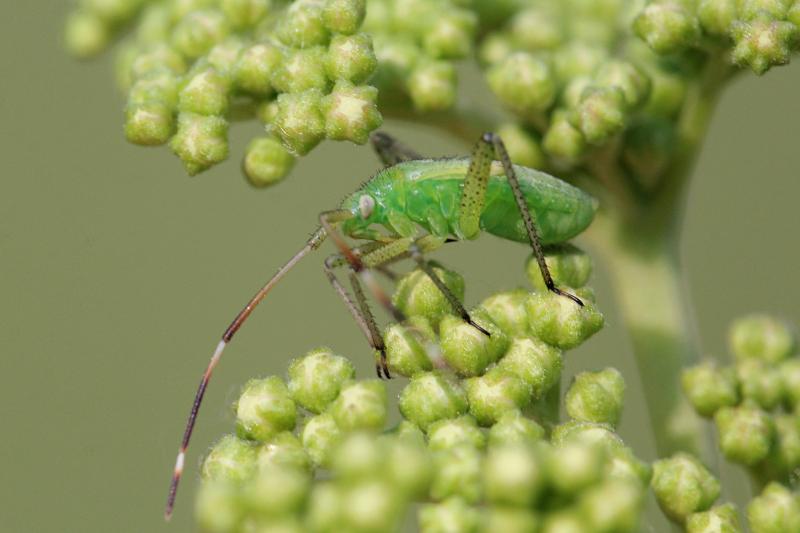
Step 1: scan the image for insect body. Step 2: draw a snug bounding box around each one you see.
[165,132,597,519]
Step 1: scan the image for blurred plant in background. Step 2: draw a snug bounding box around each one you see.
[64,0,800,530]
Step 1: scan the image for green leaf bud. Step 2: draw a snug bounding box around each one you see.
[488,411,545,447]
[542,111,587,167]
[440,310,509,377]
[553,43,609,83]
[479,290,530,338]
[427,415,486,451]
[566,368,625,427]
[714,404,774,466]
[465,369,531,426]
[549,441,606,494]
[580,479,645,533]
[235,376,296,442]
[170,113,229,175]
[323,0,366,34]
[510,7,564,51]
[221,0,270,29]
[306,482,343,533]
[736,358,784,410]
[651,453,720,523]
[171,9,229,60]
[572,86,627,145]
[384,318,435,377]
[541,511,584,533]
[195,481,242,533]
[780,359,800,408]
[430,445,483,503]
[633,2,701,54]
[243,464,309,516]
[399,371,468,431]
[495,124,545,169]
[526,290,604,350]
[330,379,387,431]
[487,53,556,116]
[256,431,310,472]
[407,60,457,112]
[729,314,795,363]
[731,15,799,75]
[593,60,652,108]
[484,444,546,507]
[179,67,231,116]
[496,337,562,400]
[393,266,465,329]
[385,436,433,497]
[748,482,800,532]
[322,81,382,144]
[681,361,740,417]
[286,347,355,413]
[273,90,325,155]
[234,43,282,96]
[301,412,341,467]
[272,47,329,94]
[697,0,738,38]
[526,244,592,291]
[422,10,478,59]
[130,44,186,81]
[125,102,175,146]
[483,507,540,533]
[330,431,383,480]
[419,498,481,533]
[202,434,258,483]
[325,33,377,84]
[277,0,330,48]
[243,136,295,188]
[341,480,404,532]
[686,503,742,533]
[65,10,109,58]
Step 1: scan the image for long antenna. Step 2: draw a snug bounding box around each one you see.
[164,227,326,520]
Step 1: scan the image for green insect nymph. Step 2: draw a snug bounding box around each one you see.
[165,131,597,519]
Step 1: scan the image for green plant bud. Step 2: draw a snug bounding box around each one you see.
[321,81,382,144]
[478,33,514,66]
[277,0,330,48]
[427,415,486,451]
[697,0,738,37]
[170,112,229,175]
[235,376,296,442]
[396,419,427,444]
[137,4,172,45]
[553,43,608,83]
[572,86,627,145]
[287,346,355,413]
[487,53,556,116]
[748,482,800,532]
[330,379,387,431]
[483,507,540,533]
[510,7,564,51]
[243,136,295,188]
[581,479,645,533]
[325,33,377,84]
[551,421,625,452]
[407,60,457,112]
[422,10,478,59]
[681,361,740,417]
[331,431,383,480]
[430,445,483,503]
[780,359,800,407]
[393,266,465,329]
[256,431,310,472]
[272,47,329,94]
[306,482,344,533]
[542,111,587,167]
[729,314,795,363]
[526,244,592,291]
[549,441,605,494]
[740,0,792,20]
[390,0,440,35]
[496,337,562,400]
[488,411,545,447]
[731,15,799,75]
[384,318,435,377]
[341,480,405,532]
[399,371,468,431]
[195,481,242,533]
[440,310,509,377]
[465,369,531,426]
[171,9,229,60]
[651,453,720,524]
[130,44,186,81]
[608,445,653,487]
[221,0,270,29]
[483,444,546,507]
[233,43,282,96]
[243,464,309,516]
[715,404,774,465]
[737,358,784,410]
[768,414,800,475]
[128,70,180,107]
[301,412,341,467]
[633,2,701,54]
[207,38,246,76]
[495,124,545,169]
[372,36,421,89]
[202,434,258,483]
[686,503,742,533]
[65,10,109,58]
[273,90,325,155]
[179,67,231,116]
[125,102,175,146]
[114,43,139,91]
[256,100,279,124]
[323,0,366,34]
[526,290,604,350]
[541,510,584,533]
[593,60,652,108]
[566,368,625,427]
[479,290,530,338]
[385,436,433,497]
[419,498,482,533]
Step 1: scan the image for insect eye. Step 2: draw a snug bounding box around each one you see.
[359,195,375,219]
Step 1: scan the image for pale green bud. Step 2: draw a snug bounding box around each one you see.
[407,60,457,112]
[207,38,245,76]
[372,36,420,89]
[651,453,720,523]
[325,33,377,84]
[580,479,645,532]
[768,414,800,475]
[242,465,309,516]
[399,371,468,431]
[495,124,545,169]
[737,358,784,410]
[607,445,654,487]
[427,415,486,451]
[235,376,296,442]
[287,347,355,413]
[125,102,175,146]
[479,290,531,338]
[553,43,608,82]
[234,43,282,96]
[686,503,742,533]
[484,444,546,507]
[301,412,341,467]
[643,62,688,118]
[566,367,625,427]
[780,359,800,408]
[527,290,604,349]
[128,70,179,108]
[256,431,310,472]
[526,244,592,291]
[322,81,382,144]
[510,7,564,51]
[221,0,269,29]
[195,481,242,533]
[422,10,478,59]
[171,9,229,60]
[136,4,172,45]
[202,434,258,483]
[384,317,435,377]
[341,480,404,532]
[440,310,509,377]
[634,2,701,54]
[65,10,109,58]
[243,136,295,188]
[277,0,330,48]
[330,379,387,431]
[541,511,584,533]
[306,483,343,533]
[731,15,799,75]
[551,421,624,453]
[681,361,740,417]
[393,266,464,329]
[697,0,738,38]
[488,53,556,116]
[542,111,587,167]
[419,498,481,533]
[483,508,540,533]
[488,411,545,447]
[748,482,800,532]
[430,445,483,503]
[715,404,774,466]
[572,86,627,145]
[271,47,329,94]
[179,67,231,116]
[739,0,792,20]
[130,44,186,81]
[594,60,652,108]
[331,432,383,480]
[396,419,427,445]
[465,369,532,426]
[478,34,514,66]
[323,0,366,34]
[273,90,326,155]
[385,436,433,497]
[730,314,795,363]
[549,442,606,494]
[170,113,229,175]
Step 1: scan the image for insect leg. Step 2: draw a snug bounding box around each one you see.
[457,135,494,239]
[370,131,424,167]
[485,133,584,307]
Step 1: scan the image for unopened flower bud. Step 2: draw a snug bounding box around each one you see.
[287,347,355,413]
[543,111,587,167]
[768,414,800,476]
[748,482,800,532]
[325,33,377,84]
[526,244,592,291]
[729,314,795,363]
[510,8,564,51]
[484,444,546,507]
[130,44,186,81]
[277,0,330,48]
[495,123,545,169]
[179,67,231,116]
[273,90,326,155]
[686,503,741,533]
[594,60,652,108]
[488,53,556,117]
[527,290,604,349]
[234,43,282,96]
[323,0,366,34]
[419,497,482,533]
[484,507,540,533]
[430,445,483,503]
[171,10,229,60]
[384,318,435,377]
[651,453,720,524]
[243,464,309,516]
[423,10,477,59]
[553,43,608,82]
[330,379,387,431]
[465,369,531,426]
[549,442,605,494]
[697,0,738,38]
[681,361,739,417]
[235,376,296,442]
[488,411,545,447]
[170,113,229,175]
[125,102,175,146]
[220,0,269,29]
[495,336,562,401]
[202,434,258,483]
[633,2,701,54]
[551,420,624,452]
[407,60,457,112]
[393,266,464,329]
[399,371,468,431]
[243,136,295,188]
[731,15,799,75]
[440,310,509,377]
[301,412,341,468]
[331,432,383,480]
[272,47,329,93]
[207,38,245,76]
[566,367,625,427]
[322,81,382,144]
[479,290,531,338]
[65,10,110,58]
[478,33,514,66]
[428,415,486,451]
[385,436,433,497]
[572,86,627,145]
[737,358,784,410]
[580,479,645,532]
[195,481,242,533]
[341,480,404,532]
[256,431,310,472]
[780,359,800,408]
[715,405,774,466]
[306,482,343,532]
[541,511,584,533]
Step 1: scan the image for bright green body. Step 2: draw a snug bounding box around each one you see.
[341,158,597,244]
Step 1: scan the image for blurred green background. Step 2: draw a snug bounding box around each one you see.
[1,4,798,532]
